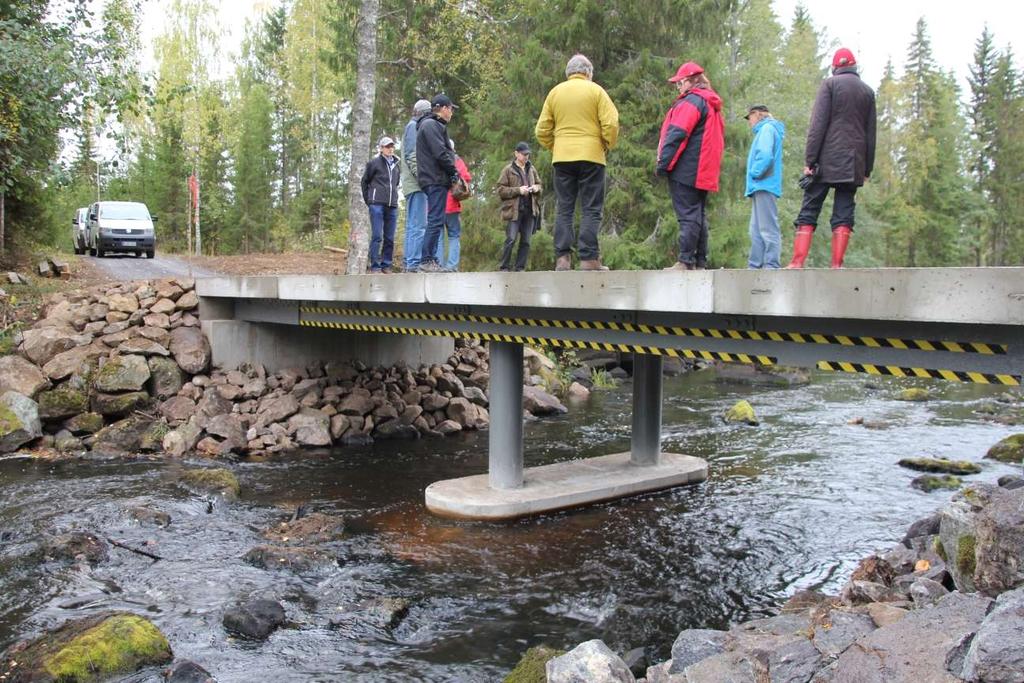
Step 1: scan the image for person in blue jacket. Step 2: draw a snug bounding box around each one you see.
[743,104,785,269]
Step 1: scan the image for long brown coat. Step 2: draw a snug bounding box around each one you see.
[805,67,877,186]
[496,160,542,222]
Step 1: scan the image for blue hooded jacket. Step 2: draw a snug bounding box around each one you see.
[745,117,785,198]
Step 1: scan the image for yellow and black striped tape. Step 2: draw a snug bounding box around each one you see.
[299,306,1006,356]
[816,361,1018,386]
[298,318,776,366]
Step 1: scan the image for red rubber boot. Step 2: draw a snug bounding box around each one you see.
[831,226,852,269]
[785,225,814,269]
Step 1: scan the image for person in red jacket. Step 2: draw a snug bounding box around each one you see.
[437,144,471,272]
[656,61,724,270]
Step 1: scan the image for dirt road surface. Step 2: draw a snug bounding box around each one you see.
[86,253,219,281]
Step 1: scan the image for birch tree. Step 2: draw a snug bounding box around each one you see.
[344,0,379,274]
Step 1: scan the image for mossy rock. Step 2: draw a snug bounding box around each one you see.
[63,412,105,436]
[91,391,149,418]
[138,420,171,452]
[724,399,759,426]
[181,468,240,500]
[896,388,930,402]
[37,385,89,421]
[985,433,1024,463]
[933,536,948,562]
[504,645,566,683]
[0,611,172,682]
[898,458,981,475]
[957,534,977,578]
[911,474,962,492]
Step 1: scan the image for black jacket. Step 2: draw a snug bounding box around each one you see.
[361,154,400,207]
[805,67,877,186]
[415,114,457,188]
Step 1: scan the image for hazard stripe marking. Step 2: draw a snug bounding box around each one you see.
[815,361,1019,386]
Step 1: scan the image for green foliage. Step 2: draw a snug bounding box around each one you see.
[503,645,565,683]
[590,368,618,389]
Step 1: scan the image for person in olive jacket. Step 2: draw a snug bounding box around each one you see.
[360,136,401,273]
[496,141,543,271]
[787,47,876,269]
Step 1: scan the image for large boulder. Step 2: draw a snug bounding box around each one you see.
[256,394,300,427]
[287,408,331,447]
[0,391,42,453]
[337,390,375,417]
[546,640,635,683]
[92,391,149,418]
[206,413,246,452]
[169,326,211,375]
[92,416,162,456]
[149,356,185,399]
[20,327,77,365]
[94,354,151,393]
[36,384,90,421]
[0,612,171,681]
[961,585,1024,682]
[0,354,48,397]
[986,434,1024,463]
[522,386,568,416]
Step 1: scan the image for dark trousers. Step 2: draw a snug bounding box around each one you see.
[553,161,605,261]
[499,212,534,271]
[367,204,397,270]
[669,180,708,266]
[795,182,858,230]
[420,184,450,265]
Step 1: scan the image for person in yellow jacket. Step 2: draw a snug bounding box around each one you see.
[535,54,619,271]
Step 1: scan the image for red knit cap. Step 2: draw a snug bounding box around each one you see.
[832,48,856,69]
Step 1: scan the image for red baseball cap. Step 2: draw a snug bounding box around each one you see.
[668,61,704,83]
[832,48,856,69]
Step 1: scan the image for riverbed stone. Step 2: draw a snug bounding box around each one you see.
[359,597,412,630]
[263,512,346,545]
[180,468,240,499]
[92,390,149,418]
[36,384,89,421]
[668,629,727,673]
[897,387,931,402]
[898,457,981,475]
[243,544,331,573]
[985,433,1024,463]
[169,326,211,375]
[129,506,171,527]
[0,391,42,453]
[911,474,962,492]
[94,354,151,393]
[522,386,567,416]
[222,598,286,640]
[723,399,758,425]
[42,531,109,564]
[0,612,171,681]
[375,419,419,440]
[0,355,48,397]
[546,639,635,683]
[163,660,215,683]
[91,416,159,456]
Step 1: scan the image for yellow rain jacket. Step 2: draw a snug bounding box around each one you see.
[535,74,620,165]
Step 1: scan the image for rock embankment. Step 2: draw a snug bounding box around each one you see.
[527,476,1024,683]
[0,278,575,458]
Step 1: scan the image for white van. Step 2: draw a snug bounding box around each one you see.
[72,207,89,254]
[87,201,157,258]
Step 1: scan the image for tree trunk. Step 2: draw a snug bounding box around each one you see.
[0,186,5,259]
[344,0,379,274]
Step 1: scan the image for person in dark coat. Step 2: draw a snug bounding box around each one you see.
[787,47,877,269]
[656,61,725,270]
[415,94,459,273]
[496,141,543,271]
[360,136,401,273]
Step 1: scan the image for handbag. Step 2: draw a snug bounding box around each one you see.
[451,176,472,201]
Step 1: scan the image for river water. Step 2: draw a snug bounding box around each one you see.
[0,370,1019,681]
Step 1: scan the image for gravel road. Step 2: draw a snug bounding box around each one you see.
[87,253,219,281]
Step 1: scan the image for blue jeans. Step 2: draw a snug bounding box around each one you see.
[420,184,449,266]
[440,212,461,270]
[403,191,427,270]
[747,191,780,269]
[368,204,397,270]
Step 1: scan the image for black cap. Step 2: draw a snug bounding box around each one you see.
[742,104,770,119]
[431,94,457,109]
[515,141,531,154]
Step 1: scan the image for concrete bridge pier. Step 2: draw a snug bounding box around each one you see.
[424,347,708,521]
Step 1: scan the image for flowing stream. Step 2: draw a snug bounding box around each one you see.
[0,370,1019,681]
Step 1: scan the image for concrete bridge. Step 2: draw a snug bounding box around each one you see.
[197,268,1024,520]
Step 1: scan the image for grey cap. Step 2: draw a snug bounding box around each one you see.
[378,136,396,147]
[413,99,431,116]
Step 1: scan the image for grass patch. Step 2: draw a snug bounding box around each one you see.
[590,368,618,389]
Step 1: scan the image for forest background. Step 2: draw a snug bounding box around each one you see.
[2,0,1022,271]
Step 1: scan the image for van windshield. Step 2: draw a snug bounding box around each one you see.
[100,203,150,220]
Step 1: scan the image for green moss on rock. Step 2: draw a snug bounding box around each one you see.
[0,403,20,434]
[724,400,759,425]
[985,433,1024,463]
[933,536,948,562]
[897,388,930,402]
[181,468,240,499]
[957,534,977,578]
[898,458,981,475]
[504,645,566,683]
[37,385,89,421]
[911,474,962,492]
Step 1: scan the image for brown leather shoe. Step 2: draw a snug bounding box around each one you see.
[663,261,693,271]
[579,259,610,271]
[555,255,572,271]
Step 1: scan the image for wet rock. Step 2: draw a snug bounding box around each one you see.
[506,645,566,683]
[723,399,758,425]
[92,390,149,418]
[826,591,991,683]
[375,420,419,440]
[163,420,202,457]
[243,545,332,573]
[985,433,1024,463]
[62,411,104,436]
[94,354,151,393]
[567,381,591,400]
[998,474,1024,490]
[288,408,331,446]
[668,629,726,673]
[37,384,89,421]
[436,419,462,435]
[546,639,635,683]
[0,391,42,453]
[263,512,346,545]
[360,597,412,630]
[896,387,930,402]
[129,506,171,527]
[169,326,211,375]
[898,457,981,475]
[92,416,160,456]
[522,386,568,416]
[0,354,48,397]
[42,531,109,564]
[911,474,962,492]
[180,468,240,499]
[163,659,215,683]
[961,585,1024,682]
[0,612,171,681]
[222,598,286,640]
[55,429,84,453]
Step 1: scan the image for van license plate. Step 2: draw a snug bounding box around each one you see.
[122,241,136,247]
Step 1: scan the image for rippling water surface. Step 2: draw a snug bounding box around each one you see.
[0,370,1019,681]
